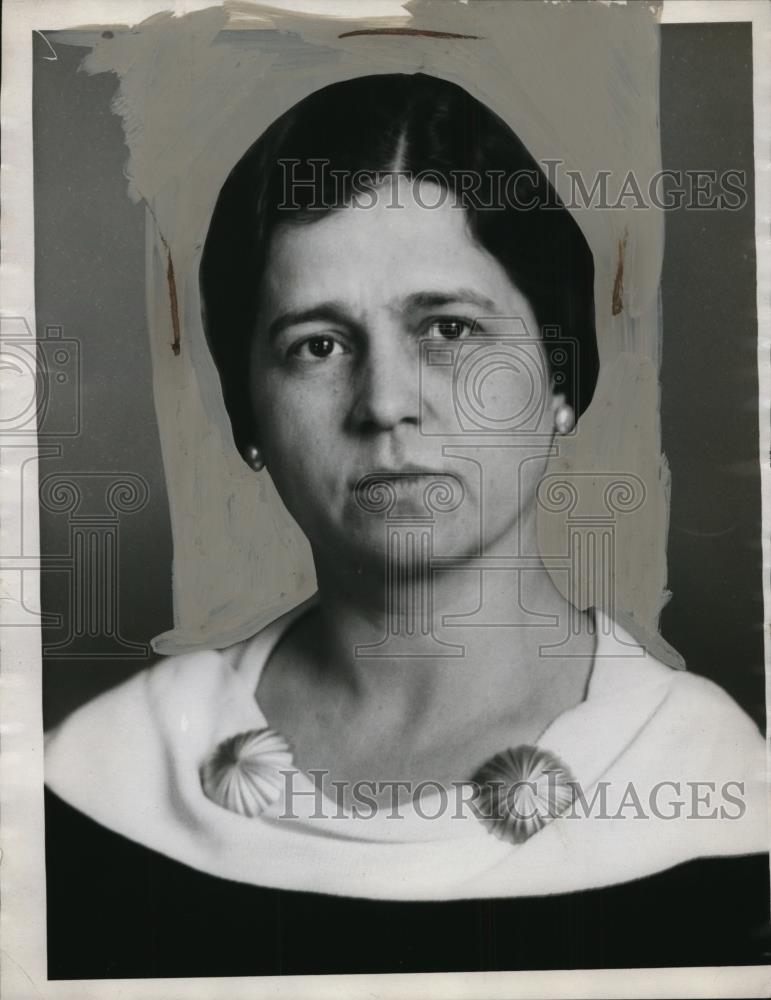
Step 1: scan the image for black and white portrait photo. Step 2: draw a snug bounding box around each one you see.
[1,1,770,998]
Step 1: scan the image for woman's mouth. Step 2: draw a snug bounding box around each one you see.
[350,469,466,514]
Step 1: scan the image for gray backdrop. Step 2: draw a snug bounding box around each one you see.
[34,23,764,731]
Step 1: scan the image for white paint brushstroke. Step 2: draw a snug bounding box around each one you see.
[53,1,676,656]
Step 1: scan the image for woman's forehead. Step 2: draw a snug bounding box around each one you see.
[259,185,531,320]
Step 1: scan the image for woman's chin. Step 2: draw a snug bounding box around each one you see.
[313,506,502,575]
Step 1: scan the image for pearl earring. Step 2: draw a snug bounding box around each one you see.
[554,404,575,435]
[244,444,264,471]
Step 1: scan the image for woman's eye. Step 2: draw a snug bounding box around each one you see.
[427,319,472,341]
[292,335,347,360]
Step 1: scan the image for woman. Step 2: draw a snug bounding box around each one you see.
[45,74,768,978]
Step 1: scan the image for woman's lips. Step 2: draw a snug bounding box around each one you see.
[350,467,458,486]
[349,469,466,513]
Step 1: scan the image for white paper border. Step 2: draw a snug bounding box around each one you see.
[1,1,768,998]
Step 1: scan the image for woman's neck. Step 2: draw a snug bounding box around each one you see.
[308,554,595,736]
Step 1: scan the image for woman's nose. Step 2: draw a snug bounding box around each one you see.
[349,335,420,433]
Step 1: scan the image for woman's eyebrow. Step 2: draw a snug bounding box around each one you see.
[266,291,501,341]
[400,290,500,314]
[267,302,355,342]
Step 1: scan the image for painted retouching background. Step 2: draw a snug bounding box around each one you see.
[34,4,764,731]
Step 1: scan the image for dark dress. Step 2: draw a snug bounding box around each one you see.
[45,788,770,980]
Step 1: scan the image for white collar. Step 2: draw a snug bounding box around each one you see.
[45,598,768,899]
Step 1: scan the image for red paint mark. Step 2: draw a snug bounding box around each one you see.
[166,250,181,357]
[140,194,182,358]
[338,27,481,40]
[612,231,628,317]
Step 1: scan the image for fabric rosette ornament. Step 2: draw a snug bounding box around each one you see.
[471,744,577,844]
[200,728,294,817]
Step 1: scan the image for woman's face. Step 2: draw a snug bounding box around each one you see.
[250,178,563,568]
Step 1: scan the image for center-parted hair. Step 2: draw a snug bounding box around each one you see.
[200,72,599,455]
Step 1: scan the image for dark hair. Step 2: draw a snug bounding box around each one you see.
[200,72,598,455]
